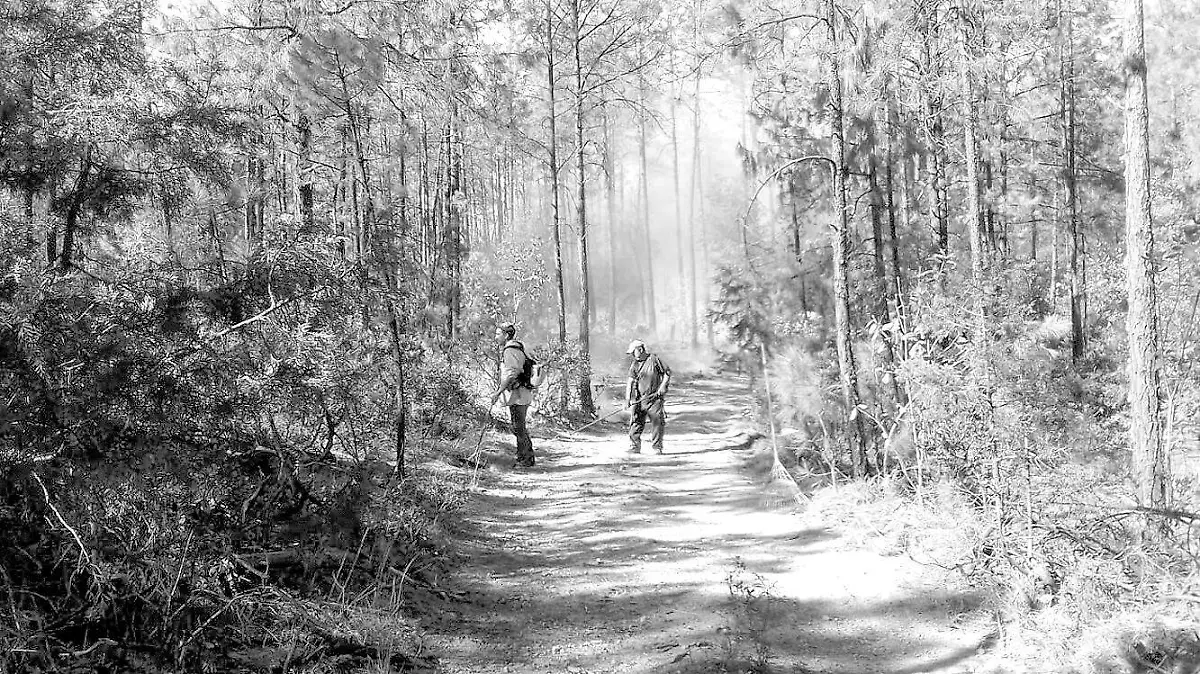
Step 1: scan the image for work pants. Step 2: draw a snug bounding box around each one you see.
[628,398,665,453]
[508,404,535,466]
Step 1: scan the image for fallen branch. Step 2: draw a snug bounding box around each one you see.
[30,472,90,566]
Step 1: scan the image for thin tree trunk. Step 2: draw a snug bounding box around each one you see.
[870,161,903,410]
[603,103,618,336]
[1030,176,1039,261]
[573,0,595,415]
[885,95,906,309]
[298,113,315,232]
[823,0,867,478]
[546,0,568,350]
[209,208,228,282]
[688,46,702,347]
[638,74,657,334]
[670,71,686,337]
[696,87,712,346]
[1122,0,1167,511]
[919,9,949,263]
[1061,0,1086,360]
[961,12,989,384]
[59,146,93,270]
[1051,185,1060,310]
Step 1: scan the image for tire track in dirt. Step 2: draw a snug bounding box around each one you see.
[423,372,993,674]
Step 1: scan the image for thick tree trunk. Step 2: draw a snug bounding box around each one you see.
[1122,0,1168,511]
[823,0,867,478]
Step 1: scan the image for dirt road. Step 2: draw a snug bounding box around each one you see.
[422,372,994,674]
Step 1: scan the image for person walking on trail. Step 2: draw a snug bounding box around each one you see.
[626,339,672,454]
[491,322,537,468]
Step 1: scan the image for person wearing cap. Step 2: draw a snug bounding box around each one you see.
[625,339,672,454]
[491,322,536,467]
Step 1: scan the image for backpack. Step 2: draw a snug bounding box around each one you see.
[505,342,538,390]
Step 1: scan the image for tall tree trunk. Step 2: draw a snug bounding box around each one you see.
[603,103,619,337]
[572,0,595,415]
[1060,0,1086,360]
[789,172,803,260]
[1050,185,1060,310]
[546,0,568,350]
[870,160,903,409]
[961,11,989,386]
[670,72,686,340]
[637,74,657,334]
[1122,0,1167,511]
[919,8,949,263]
[1030,176,1039,261]
[885,95,906,310]
[398,110,410,253]
[823,0,867,478]
[688,46,702,347]
[444,107,464,338]
[695,82,712,346]
[297,112,315,232]
[387,304,408,477]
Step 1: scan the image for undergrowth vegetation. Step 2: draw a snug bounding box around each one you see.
[0,219,488,672]
[713,257,1200,673]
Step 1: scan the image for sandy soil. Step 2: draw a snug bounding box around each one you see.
[421,371,995,674]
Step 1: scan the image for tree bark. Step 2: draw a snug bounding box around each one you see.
[919,8,949,263]
[572,0,595,415]
[823,0,867,478]
[670,69,686,340]
[961,9,989,384]
[603,103,619,336]
[688,47,702,347]
[637,74,657,334]
[1122,0,1168,511]
[546,0,568,349]
[870,160,903,409]
[297,112,315,232]
[1060,0,1087,360]
[58,145,93,271]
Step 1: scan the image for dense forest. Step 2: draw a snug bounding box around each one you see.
[3,0,1200,671]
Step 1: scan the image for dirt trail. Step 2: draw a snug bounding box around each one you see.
[423,372,993,674]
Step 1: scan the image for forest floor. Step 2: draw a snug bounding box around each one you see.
[419,369,998,674]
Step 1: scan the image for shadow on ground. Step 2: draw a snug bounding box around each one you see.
[424,369,989,674]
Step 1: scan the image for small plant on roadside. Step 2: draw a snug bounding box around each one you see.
[722,557,777,673]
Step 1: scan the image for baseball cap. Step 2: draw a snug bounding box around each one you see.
[626,339,645,354]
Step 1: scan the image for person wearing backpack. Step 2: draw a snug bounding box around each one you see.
[490,321,538,467]
[625,339,672,454]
